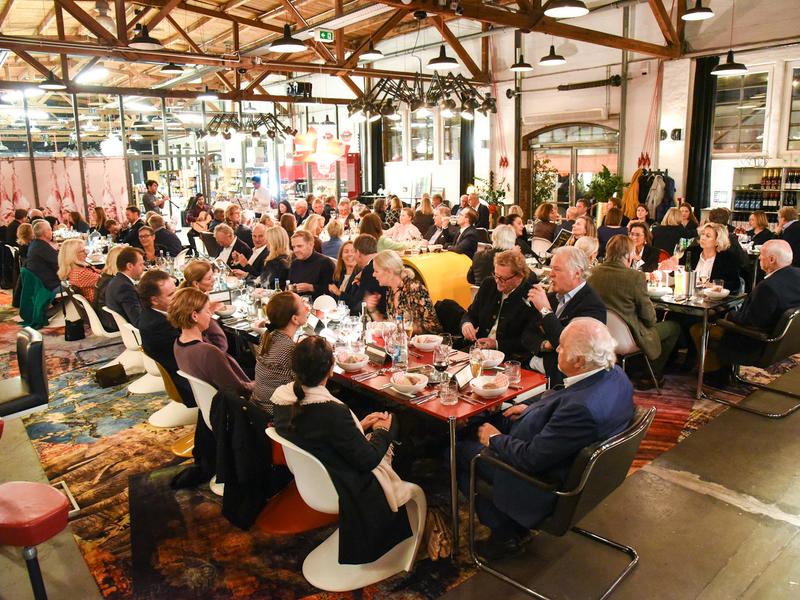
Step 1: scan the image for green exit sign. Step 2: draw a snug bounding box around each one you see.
[316,29,334,43]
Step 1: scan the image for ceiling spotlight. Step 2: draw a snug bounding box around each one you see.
[543,0,589,19]
[682,0,714,21]
[711,49,748,77]
[197,87,219,101]
[269,24,306,53]
[161,63,184,74]
[510,56,534,73]
[222,131,232,140]
[38,70,67,91]
[129,24,162,50]
[539,44,566,66]
[368,112,381,123]
[440,98,457,118]
[427,45,458,70]
[360,41,384,61]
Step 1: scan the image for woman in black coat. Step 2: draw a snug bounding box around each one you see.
[272,336,412,565]
[628,220,660,272]
[652,207,688,253]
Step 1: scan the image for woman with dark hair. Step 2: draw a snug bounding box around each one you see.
[329,240,359,298]
[69,211,90,233]
[635,204,654,226]
[253,291,308,415]
[506,214,533,256]
[278,200,293,217]
[384,195,403,229]
[272,336,411,565]
[628,220,660,272]
[372,197,387,224]
[359,212,408,252]
[532,202,558,241]
[280,212,297,238]
[679,202,699,239]
[597,207,626,258]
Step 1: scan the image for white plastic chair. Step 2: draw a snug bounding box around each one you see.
[100,307,157,394]
[313,294,337,313]
[606,309,660,393]
[145,354,198,428]
[531,237,552,256]
[65,292,125,364]
[267,427,427,592]
[173,248,190,271]
[177,370,224,496]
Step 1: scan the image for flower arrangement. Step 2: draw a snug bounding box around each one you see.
[530,158,559,210]
[474,171,510,208]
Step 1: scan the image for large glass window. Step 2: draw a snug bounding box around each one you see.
[789,68,800,151]
[382,116,403,162]
[410,114,434,161]
[442,114,461,160]
[712,71,768,154]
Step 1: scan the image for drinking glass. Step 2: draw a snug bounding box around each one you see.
[712,279,725,292]
[672,242,685,261]
[403,312,414,338]
[470,346,484,378]
[505,360,521,387]
[439,378,458,406]
[432,344,450,383]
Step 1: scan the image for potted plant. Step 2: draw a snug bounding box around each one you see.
[530,158,559,217]
[474,171,510,228]
[587,165,623,204]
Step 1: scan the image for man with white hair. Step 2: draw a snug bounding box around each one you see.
[523,245,607,386]
[214,223,252,268]
[469,191,490,229]
[26,219,61,291]
[457,318,634,559]
[695,239,800,385]
[294,198,309,226]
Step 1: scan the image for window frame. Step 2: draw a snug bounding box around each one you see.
[711,66,773,157]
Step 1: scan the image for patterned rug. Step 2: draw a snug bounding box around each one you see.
[2,288,798,599]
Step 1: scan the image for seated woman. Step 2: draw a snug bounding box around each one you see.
[498,204,524,225]
[169,287,253,397]
[94,245,124,330]
[329,240,359,299]
[468,224,516,286]
[93,207,109,236]
[600,198,629,227]
[384,195,403,229]
[652,207,686,253]
[384,207,422,242]
[745,210,775,246]
[368,250,442,334]
[662,223,741,292]
[566,215,598,247]
[679,202,699,239]
[16,222,33,265]
[597,207,626,259]
[58,238,101,302]
[574,236,599,268]
[321,218,344,259]
[181,259,215,292]
[300,213,325,253]
[138,226,164,264]
[532,202,558,241]
[278,200,293,218]
[635,203,654,226]
[413,196,434,234]
[272,336,411,565]
[252,291,308,416]
[280,212,297,238]
[372,197,388,224]
[360,213,409,253]
[628,220,660,272]
[260,227,291,288]
[506,214,533,256]
[68,211,90,234]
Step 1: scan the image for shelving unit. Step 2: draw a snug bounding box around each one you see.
[730,167,800,228]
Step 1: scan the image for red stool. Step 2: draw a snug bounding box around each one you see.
[0,482,70,600]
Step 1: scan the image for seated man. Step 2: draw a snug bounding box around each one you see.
[119,206,144,247]
[425,205,455,247]
[343,233,386,315]
[288,230,334,300]
[451,207,480,258]
[149,214,183,257]
[588,235,681,390]
[138,269,228,406]
[230,222,269,279]
[461,249,538,361]
[523,246,606,386]
[6,209,28,244]
[105,246,145,327]
[457,318,634,559]
[695,239,800,385]
[225,204,253,248]
[214,223,252,269]
[26,219,60,291]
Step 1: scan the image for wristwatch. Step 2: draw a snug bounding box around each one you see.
[539,307,552,317]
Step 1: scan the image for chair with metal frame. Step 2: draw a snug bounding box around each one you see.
[606,309,660,393]
[468,405,656,600]
[704,307,800,418]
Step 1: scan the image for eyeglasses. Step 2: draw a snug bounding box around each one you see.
[493,272,520,284]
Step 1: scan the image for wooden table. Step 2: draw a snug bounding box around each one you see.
[333,349,547,559]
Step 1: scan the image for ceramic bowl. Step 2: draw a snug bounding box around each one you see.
[390,372,429,394]
[471,374,510,398]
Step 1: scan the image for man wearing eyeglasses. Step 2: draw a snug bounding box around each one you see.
[461,249,538,360]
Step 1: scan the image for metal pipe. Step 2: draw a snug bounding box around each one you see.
[22,95,39,209]
[513,30,522,205]
[619,5,630,181]
[118,94,131,206]
[71,93,86,215]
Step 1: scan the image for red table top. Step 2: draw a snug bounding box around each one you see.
[333,350,547,423]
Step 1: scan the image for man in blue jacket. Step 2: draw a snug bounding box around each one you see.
[457,317,634,559]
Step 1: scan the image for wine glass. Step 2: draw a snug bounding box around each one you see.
[432,344,450,384]
[673,242,685,261]
[470,346,484,378]
[403,312,414,338]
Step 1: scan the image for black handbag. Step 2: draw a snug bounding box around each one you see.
[95,363,127,388]
[61,285,86,341]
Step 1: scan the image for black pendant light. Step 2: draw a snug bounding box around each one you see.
[38,70,67,90]
[682,0,714,21]
[360,41,384,61]
[510,55,533,73]
[711,0,746,77]
[543,0,589,19]
[539,44,566,66]
[161,63,184,74]
[269,24,306,53]
[427,45,458,70]
[129,24,162,50]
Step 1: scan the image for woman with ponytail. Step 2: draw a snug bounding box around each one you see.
[252,291,309,415]
[272,336,412,565]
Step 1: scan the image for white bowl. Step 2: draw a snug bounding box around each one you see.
[480,349,505,369]
[215,304,236,317]
[647,286,672,298]
[703,288,731,300]
[471,374,510,399]
[411,334,443,352]
[390,372,429,394]
[336,352,370,372]
[225,276,243,289]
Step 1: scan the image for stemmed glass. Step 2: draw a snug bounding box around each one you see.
[432,344,450,384]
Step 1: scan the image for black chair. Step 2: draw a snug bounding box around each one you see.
[200,231,221,257]
[705,307,800,418]
[468,406,656,599]
[475,227,490,244]
[0,328,49,416]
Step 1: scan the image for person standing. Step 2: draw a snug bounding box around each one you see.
[142,179,166,214]
[469,192,490,230]
[251,176,275,212]
[777,206,800,267]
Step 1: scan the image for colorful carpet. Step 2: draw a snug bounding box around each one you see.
[2,288,798,599]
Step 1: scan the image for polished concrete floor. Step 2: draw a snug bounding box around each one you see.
[444,369,800,600]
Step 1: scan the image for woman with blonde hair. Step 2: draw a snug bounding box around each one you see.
[58,238,101,302]
[652,207,686,253]
[16,222,33,264]
[368,250,441,334]
[384,207,422,242]
[260,226,291,288]
[322,218,344,259]
[94,245,124,329]
[574,236,599,267]
[180,259,214,292]
[300,213,325,253]
[413,196,434,234]
[745,210,774,246]
[566,215,597,246]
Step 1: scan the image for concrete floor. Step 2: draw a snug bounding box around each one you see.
[0,417,101,600]
[444,369,800,600]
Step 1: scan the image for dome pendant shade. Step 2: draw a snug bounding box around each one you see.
[427,45,459,70]
[161,63,184,74]
[711,50,748,77]
[129,25,162,50]
[682,0,714,21]
[360,41,384,61]
[510,56,533,73]
[38,70,67,90]
[543,0,589,19]
[539,44,566,66]
[269,24,307,53]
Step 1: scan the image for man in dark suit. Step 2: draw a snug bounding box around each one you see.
[461,250,538,361]
[778,206,800,267]
[5,209,28,244]
[119,206,144,247]
[26,220,61,291]
[697,239,800,385]
[213,223,252,269]
[468,192,490,230]
[451,208,480,258]
[230,222,268,279]
[424,206,455,247]
[105,246,145,327]
[456,318,634,558]
[343,234,386,315]
[523,245,607,386]
[149,214,183,257]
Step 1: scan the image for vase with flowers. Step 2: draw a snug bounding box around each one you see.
[474,171,510,228]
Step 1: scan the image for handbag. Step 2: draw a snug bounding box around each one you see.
[61,285,86,341]
[424,507,453,560]
[95,363,127,388]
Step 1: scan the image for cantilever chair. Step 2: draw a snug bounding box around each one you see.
[0,328,48,417]
[468,406,656,600]
[705,307,800,418]
[606,309,660,393]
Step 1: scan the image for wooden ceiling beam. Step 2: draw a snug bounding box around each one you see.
[0,0,15,29]
[127,7,150,32]
[37,8,57,35]
[147,0,182,30]
[339,75,362,99]
[55,0,119,45]
[340,8,408,71]
[131,1,283,34]
[647,0,678,47]
[377,0,542,31]
[54,1,69,80]
[12,50,51,78]
[431,15,485,81]
[166,15,236,92]
[115,0,128,43]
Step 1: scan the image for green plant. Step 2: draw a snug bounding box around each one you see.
[474,171,510,205]
[587,165,623,203]
[530,158,559,209]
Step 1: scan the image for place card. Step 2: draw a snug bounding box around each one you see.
[453,364,474,390]
[365,344,387,366]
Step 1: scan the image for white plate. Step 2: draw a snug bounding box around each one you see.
[215,304,236,317]
[703,288,730,300]
[411,335,443,352]
[336,353,369,372]
[647,287,672,298]
[390,372,429,394]
[480,349,505,368]
[471,374,510,398]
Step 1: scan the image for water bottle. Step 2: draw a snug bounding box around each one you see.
[273,277,280,291]
[391,316,409,371]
